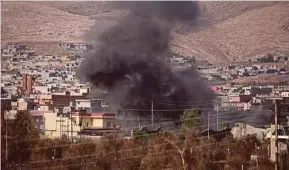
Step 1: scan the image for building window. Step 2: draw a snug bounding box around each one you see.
[107,121,111,128]
[86,122,89,127]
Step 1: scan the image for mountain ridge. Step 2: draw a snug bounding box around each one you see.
[2,1,289,64]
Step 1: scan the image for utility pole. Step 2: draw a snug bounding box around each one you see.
[60,114,62,138]
[151,100,154,128]
[66,115,69,138]
[138,115,141,129]
[216,104,219,131]
[70,112,73,143]
[208,112,210,140]
[5,110,8,164]
[207,112,211,170]
[274,99,280,170]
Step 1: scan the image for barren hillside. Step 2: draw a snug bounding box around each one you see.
[172,1,289,63]
[36,1,113,17]
[2,1,289,63]
[1,2,91,43]
[1,2,119,44]
[232,74,289,85]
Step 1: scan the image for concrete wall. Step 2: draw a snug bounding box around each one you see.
[41,113,115,138]
[43,112,57,138]
[43,113,81,138]
[92,118,103,128]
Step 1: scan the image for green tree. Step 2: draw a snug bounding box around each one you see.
[8,111,39,165]
[181,109,202,134]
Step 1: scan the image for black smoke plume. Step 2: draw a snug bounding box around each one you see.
[77,2,214,123]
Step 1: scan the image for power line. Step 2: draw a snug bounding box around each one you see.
[153,101,214,107]
[29,150,179,170]
[118,103,272,111]
[6,110,241,144]
[153,100,217,105]
[8,117,262,155]
[27,149,181,170]
[20,135,229,169]
[6,109,270,151]
[7,103,273,154]
[52,105,272,111]
[10,116,236,154]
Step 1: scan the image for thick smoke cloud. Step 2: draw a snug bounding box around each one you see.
[77,2,213,122]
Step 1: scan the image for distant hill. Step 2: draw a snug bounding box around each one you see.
[232,74,289,85]
[2,1,289,63]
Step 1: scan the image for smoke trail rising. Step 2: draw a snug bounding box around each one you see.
[77,1,213,122]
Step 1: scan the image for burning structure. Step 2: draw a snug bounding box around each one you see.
[77,2,213,131]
